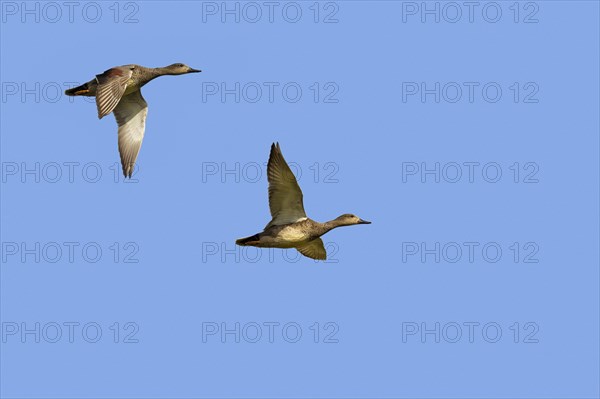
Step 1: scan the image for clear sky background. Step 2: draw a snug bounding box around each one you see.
[1,1,599,398]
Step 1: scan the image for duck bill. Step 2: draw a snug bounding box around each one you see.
[358,219,371,224]
[189,68,202,73]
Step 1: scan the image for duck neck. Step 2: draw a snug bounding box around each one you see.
[150,67,173,79]
[321,219,347,234]
[144,67,176,83]
[155,66,179,76]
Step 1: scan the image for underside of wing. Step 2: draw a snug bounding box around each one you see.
[265,143,307,229]
[113,90,148,178]
[95,66,133,119]
[296,238,327,260]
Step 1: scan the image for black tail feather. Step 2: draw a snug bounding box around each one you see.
[65,83,90,96]
[236,234,259,246]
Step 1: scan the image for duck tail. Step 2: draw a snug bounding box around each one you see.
[236,234,260,246]
[65,83,91,96]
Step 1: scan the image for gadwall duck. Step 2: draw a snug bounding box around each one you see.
[236,143,371,260]
[65,63,201,177]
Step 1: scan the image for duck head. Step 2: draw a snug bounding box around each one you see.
[333,213,371,227]
[165,63,202,74]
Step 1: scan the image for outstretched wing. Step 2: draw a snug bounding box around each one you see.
[265,142,307,229]
[113,90,148,178]
[95,66,133,119]
[296,238,327,260]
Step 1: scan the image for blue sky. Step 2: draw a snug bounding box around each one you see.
[1,1,599,398]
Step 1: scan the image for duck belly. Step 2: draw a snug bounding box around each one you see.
[269,227,311,246]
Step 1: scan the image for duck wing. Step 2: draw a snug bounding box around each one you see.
[95,66,133,119]
[296,238,326,260]
[265,142,307,229]
[113,90,148,178]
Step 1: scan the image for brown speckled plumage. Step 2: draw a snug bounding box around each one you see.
[236,143,371,260]
[65,63,201,178]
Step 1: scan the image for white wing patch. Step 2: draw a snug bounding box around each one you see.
[113,90,148,178]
